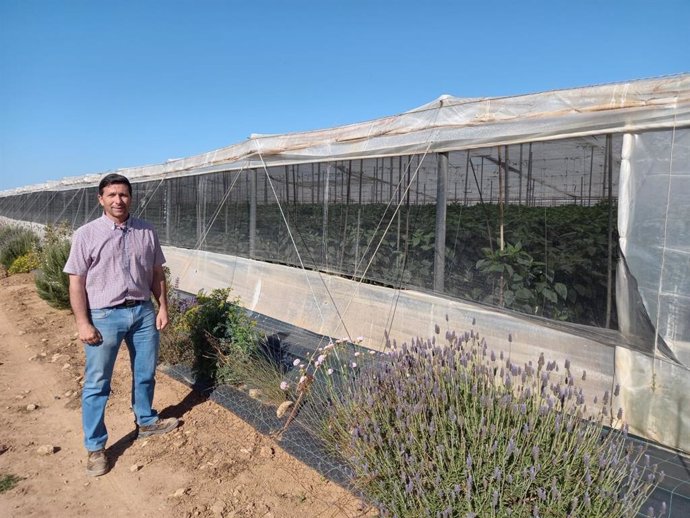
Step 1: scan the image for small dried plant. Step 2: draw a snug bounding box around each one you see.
[275,335,377,438]
[314,326,664,517]
[158,272,197,366]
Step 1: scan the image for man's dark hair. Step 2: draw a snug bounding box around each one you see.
[99,173,132,196]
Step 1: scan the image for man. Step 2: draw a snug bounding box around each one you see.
[64,173,178,477]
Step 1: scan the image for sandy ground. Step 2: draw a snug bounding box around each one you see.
[0,273,372,518]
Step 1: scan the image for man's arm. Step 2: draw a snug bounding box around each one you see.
[151,265,168,331]
[68,274,102,345]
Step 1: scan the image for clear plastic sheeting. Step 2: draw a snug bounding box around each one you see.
[619,129,690,366]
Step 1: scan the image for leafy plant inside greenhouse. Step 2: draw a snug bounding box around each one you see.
[307,326,664,517]
[188,200,616,328]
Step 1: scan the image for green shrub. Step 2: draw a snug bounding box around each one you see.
[177,288,260,385]
[8,250,41,274]
[318,328,663,517]
[34,238,71,309]
[0,226,39,269]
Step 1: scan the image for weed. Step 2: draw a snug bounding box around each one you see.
[0,473,22,493]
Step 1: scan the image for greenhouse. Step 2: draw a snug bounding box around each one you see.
[1,74,688,455]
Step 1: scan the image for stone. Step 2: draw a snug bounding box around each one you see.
[276,400,293,418]
[172,488,188,498]
[26,404,38,411]
[210,500,225,516]
[37,444,55,455]
[248,388,262,399]
[130,464,143,472]
[41,338,48,343]
[62,363,71,370]
[259,446,274,459]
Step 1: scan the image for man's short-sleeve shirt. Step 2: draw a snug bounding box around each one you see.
[64,214,166,309]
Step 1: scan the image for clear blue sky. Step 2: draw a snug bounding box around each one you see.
[1,0,688,191]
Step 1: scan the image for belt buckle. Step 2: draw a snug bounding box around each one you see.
[123,299,138,308]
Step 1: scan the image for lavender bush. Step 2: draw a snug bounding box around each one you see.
[317,328,664,517]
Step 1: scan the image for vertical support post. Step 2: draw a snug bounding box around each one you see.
[464,151,470,206]
[264,171,268,204]
[358,159,363,204]
[83,188,89,224]
[480,157,485,199]
[389,157,394,201]
[396,156,402,252]
[196,176,205,247]
[588,146,594,207]
[434,152,448,293]
[415,156,420,204]
[605,134,614,328]
[322,165,330,266]
[317,163,322,204]
[518,144,524,205]
[527,143,533,206]
[498,147,505,251]
[601,143,608,199]
[249,169,257,259]
[504,145,510,206]
[165,179,171,244]
[223,173,229,236]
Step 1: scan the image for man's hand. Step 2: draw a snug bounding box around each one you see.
[78,323,102,345]
[68,275,102,345]
[156,306,169,331]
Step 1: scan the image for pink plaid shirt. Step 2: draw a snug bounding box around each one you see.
[64,214,166,309]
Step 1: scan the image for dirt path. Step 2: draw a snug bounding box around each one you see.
[0,273,371,517]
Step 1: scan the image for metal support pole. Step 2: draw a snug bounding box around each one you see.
[605,135,614,328]
[434,152,448,293]
[165,180,171,244]
[249,169,257,259]
[322,165,330,265]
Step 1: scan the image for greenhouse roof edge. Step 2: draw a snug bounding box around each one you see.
[2,74,689,196]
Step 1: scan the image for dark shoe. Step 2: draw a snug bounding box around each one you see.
[86,449,109,477]
[138,417,179,438]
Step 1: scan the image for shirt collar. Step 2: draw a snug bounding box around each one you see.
[100,213,131,231]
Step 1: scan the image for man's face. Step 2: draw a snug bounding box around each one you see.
[98,183,131,223]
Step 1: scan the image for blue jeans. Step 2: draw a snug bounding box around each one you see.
[82,301,159,451]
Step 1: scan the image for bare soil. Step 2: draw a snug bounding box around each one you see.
[0,273,372,518]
